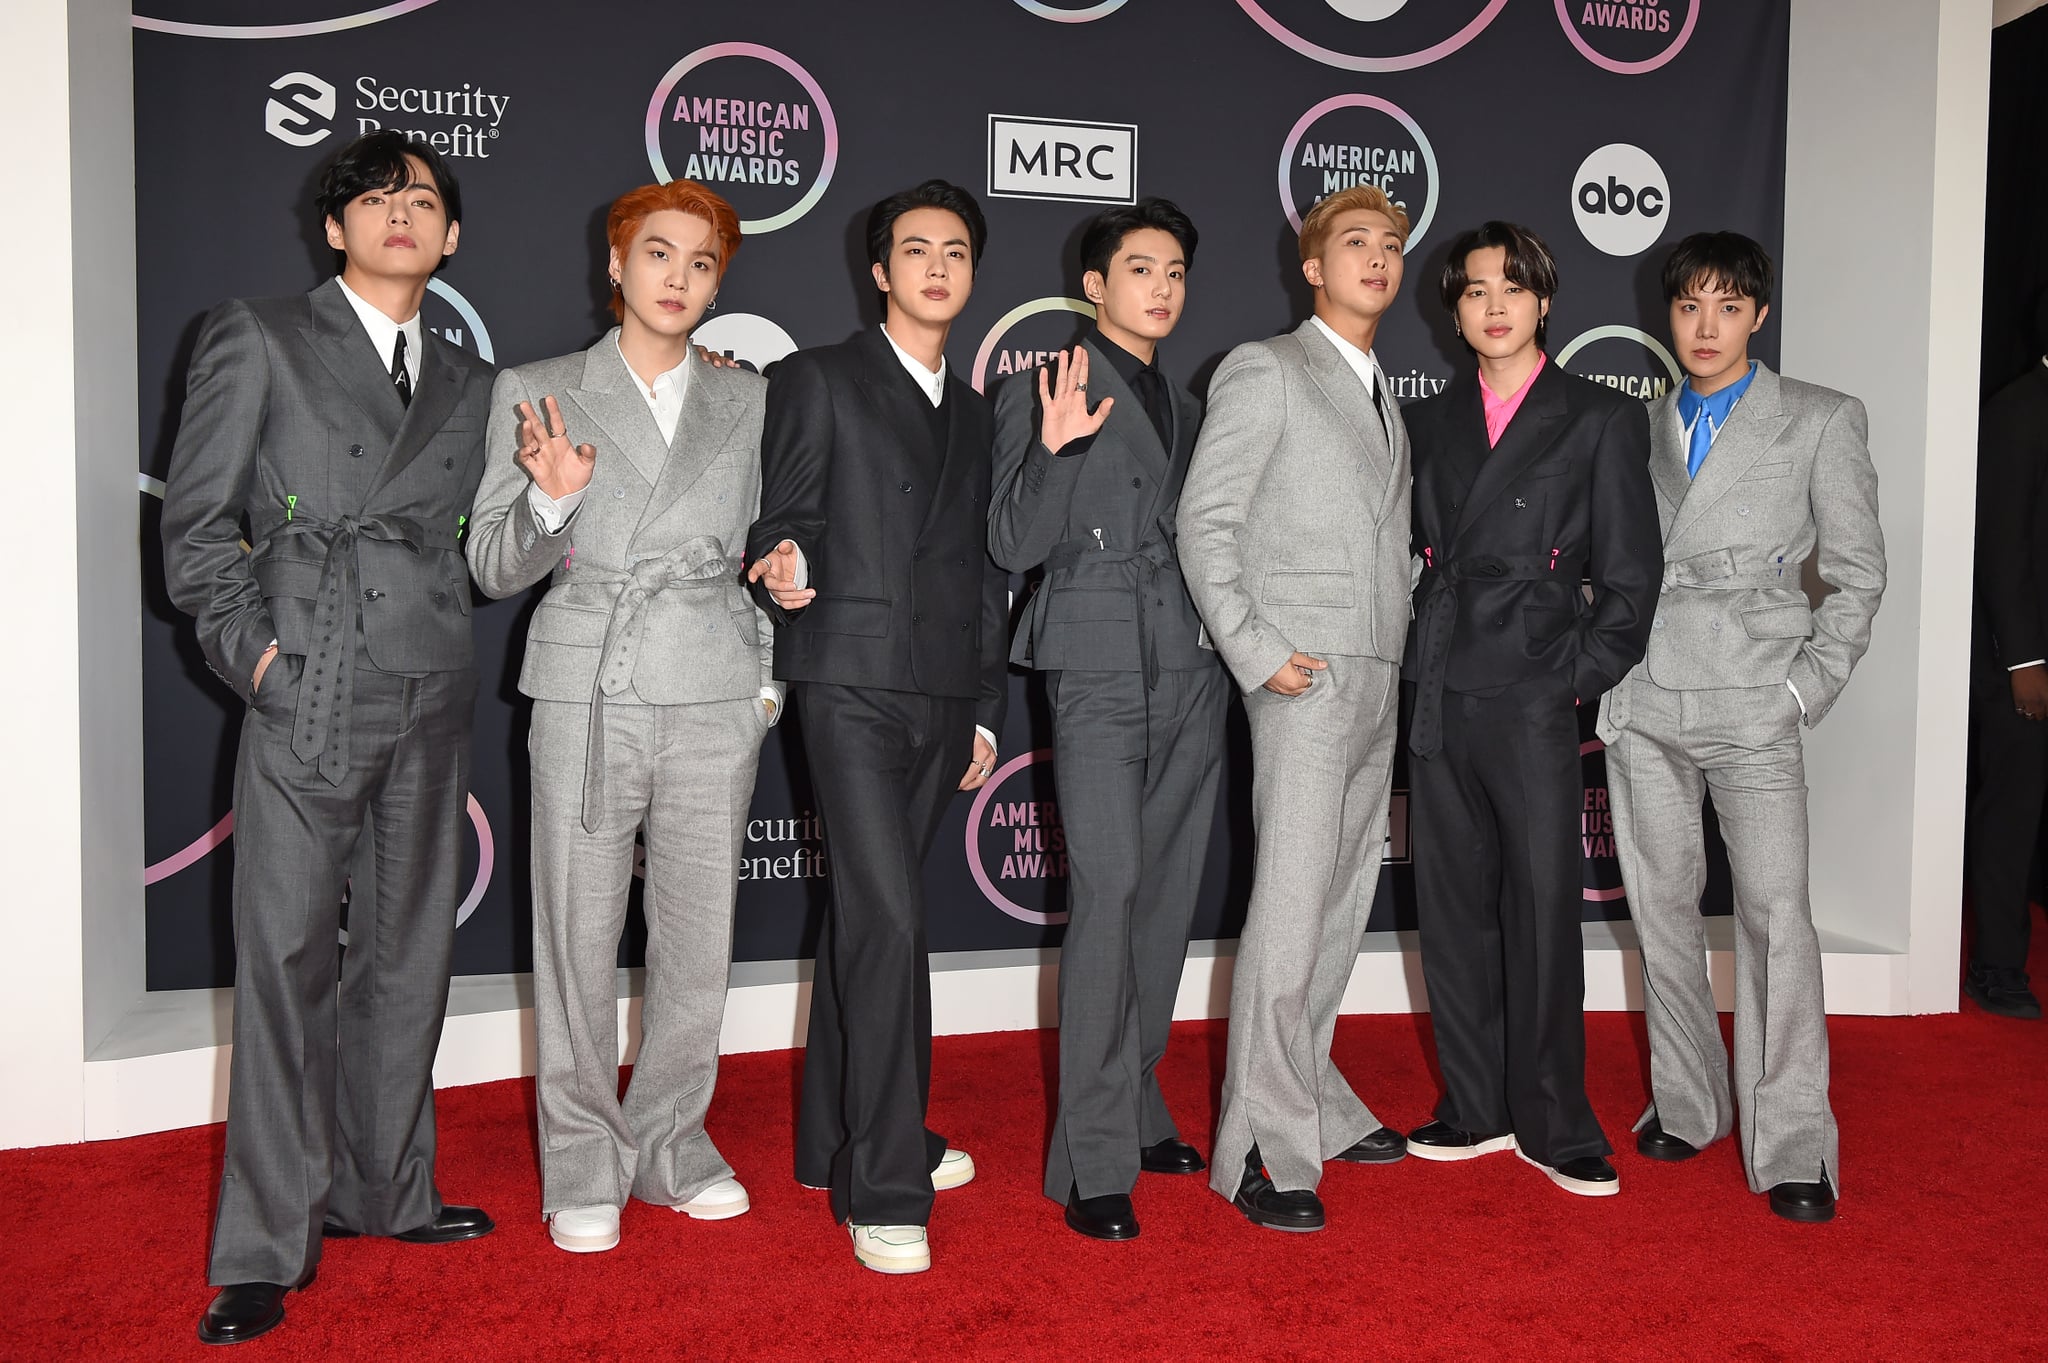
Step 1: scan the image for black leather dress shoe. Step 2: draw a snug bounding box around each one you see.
[198,1270,312,1347]
[1332,1126,1407,1164]
[1139,1137,1206,1175]
[323,1204,495,1244]
[1064,1185,1140,1240]
[1635,1117,1700,1162]
[1406,1120,1516,1161]
[1768,1174,1836,1223]
[1233,1147,1325,1233]
[1964,964,2043,1020]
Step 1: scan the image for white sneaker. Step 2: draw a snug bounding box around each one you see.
[674,1177,751,1220]
[931,1148,976,1190]
[548,1204,621,1253]
[850,1224,931,1274]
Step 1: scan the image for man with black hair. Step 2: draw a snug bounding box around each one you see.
[161,131,496,1344]
[747,180,1009,1275]
[987,198,1223,1241]
[1600,230,1884,1223]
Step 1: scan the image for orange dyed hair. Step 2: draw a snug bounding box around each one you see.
[605,179,742,319]
[1298,185,1411,262]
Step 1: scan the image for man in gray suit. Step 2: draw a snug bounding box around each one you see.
[465,180,777,1255]
[988,199,1225,1242]
[1177,185,1416,1233]
[1599,232,1885,1224]
[161,133,496,1345]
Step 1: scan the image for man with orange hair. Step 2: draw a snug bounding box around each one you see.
[466,179,776,1255]
[1176,186,1417,1233]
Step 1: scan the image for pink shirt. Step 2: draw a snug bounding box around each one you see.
[1480,352,1547,448]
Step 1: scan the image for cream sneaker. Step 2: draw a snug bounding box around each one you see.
[674,1177,751,1221]
[850,1223,930,1274]
[931,1148,976,1191]
[548,1204,621,1253]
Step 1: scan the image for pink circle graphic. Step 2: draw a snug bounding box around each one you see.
[1553,0,1698,74]
[964,748,1068,926]
[1277,93,1439,244]
[643,43,838,235]
[1235,0,1507,72]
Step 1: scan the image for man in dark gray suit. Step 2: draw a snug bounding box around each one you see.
[988,199,1225,1241]
[162,133,496,1345]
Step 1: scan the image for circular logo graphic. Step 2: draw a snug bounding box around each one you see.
[134,1,439,38]
[693,312,797,374]
[971,296,1096,394]
[1569,142,1670,258]
[424,277,493,363]
[645,44,838,235]
[965,750,1069,926]
[1235,0,1506,72]
[1279,95,1439,246]
[1010,0,1130,19]
[1555,325,1682,401]
[1578,735,1629,909]
[1554,0,1699,74]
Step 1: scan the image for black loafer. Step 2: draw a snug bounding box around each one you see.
[1406,1119,1516,1161]
[1332,1126,1407,1164]
[1139,1136,1206,1175]
[198,1270,313,1346]
[1064,1185,1140,1240]
[1233,1147,1325,1233]
[1964,964,2043,1020]
[1768,1174,1836,1223]
[323,1203,495,1245]
[1635,1117,1700,1162]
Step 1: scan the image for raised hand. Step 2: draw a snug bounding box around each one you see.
[516,394,596,501]
[746,538,815,610]
[1038,346,1114,455]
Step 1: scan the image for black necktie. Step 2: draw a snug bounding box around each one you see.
[1132,365,1172,451]
[1369,372,1390,440]
[390,331,413,407]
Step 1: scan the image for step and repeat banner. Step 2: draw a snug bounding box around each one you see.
[135,0,1785,990]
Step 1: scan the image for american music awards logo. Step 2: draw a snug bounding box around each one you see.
[1279,94,1439,246]
[965,751,1070,926]
[1009,0,1130,19]
[645,43,838,235]
[1555,325,1681,401]
[1234,0,1507,72]
[136,2,442,39]
[423,278,494,362]
[1554,0,1699,73]
[972,296,1097,395]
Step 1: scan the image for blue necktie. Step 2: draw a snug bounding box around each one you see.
[1686,411,1713,478]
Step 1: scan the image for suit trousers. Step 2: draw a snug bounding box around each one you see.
[527,696,763,1214]
[1410,667,1609,1166]
[1044,665,1228,1202]
[793,682,972,1226]
[1209,656,1396,1199]
[209,655,473,1286]
[1602,674,1838,1191]
[1966,660,2048,972]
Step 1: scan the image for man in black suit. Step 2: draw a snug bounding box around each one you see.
[1967,295,2048,1019]
[1401,222,1659,1197]
[746,181,1009,1275]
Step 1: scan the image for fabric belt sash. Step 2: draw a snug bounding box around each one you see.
[558,536,744,832]
[1043,534,1178,689]
[1409,553,1586,759]
[1662,548,1805,591]
[259,514,461,787]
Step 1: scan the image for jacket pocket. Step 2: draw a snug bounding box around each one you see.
[1262,570,1354,608]
[803,593,892,637]
[1740,602,1812,639]
[252,555,326,600]
[1740,460,1795,481]
[1045,587,1134,623]
[731,606,761,647]
[1524,604,1577,644]
[528,600,611,647]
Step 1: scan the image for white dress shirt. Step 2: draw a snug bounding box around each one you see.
[1309,314,1379,403]
[525,335,688,534]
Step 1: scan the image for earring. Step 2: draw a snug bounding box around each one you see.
[709,297,718,312]
[610,277,620,292]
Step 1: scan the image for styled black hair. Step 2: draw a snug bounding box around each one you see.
[1439,221,1560,348]
[1660,231,1775,309]
[315,129,464,230]
[1079,197,1199,279]
[865,179,988,272]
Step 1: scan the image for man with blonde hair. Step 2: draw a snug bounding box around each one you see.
[1177,185,1416,1232]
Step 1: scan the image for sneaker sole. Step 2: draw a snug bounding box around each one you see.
[675,1196,750,1221]
[549,1227,621,1253]
[852,1246,932,1273]
[1407,1133,1517,1162]
[932,1162,976,1191]
[1517,1149,1620,1197]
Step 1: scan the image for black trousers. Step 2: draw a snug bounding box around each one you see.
[1967,660,2048,972]
[1407,668,1609,1166]
[793,681,973,1227]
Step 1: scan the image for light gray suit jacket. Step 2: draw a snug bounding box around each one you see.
[1176,320,1412,692]
[466,332,776,709]
[1625,362,1884,725]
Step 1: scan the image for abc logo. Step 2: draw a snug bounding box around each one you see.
[1569,143,1670,257]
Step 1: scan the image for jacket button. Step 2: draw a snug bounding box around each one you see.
[900,481,913,493]
[1737,506,1750,516]
[1653,618,1665,629]
[1710,620,1722,631]
[1131,477,1142,488]
[363,588,382,601]
[431,591,447,604]
[444,457,454,470]
[348,444,364,458]
[912,613,922,624]
[613,488,626,499]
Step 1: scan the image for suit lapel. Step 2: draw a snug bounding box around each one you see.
[1668,363,1791,545]
[1449,360,1569,548]
[1080,335,1169,485]
[571,331,670,491]
[640,350,742,530]
[856,327,943,476]
[1646,396,1691,531]
[369,329,464,497]
[1295,321,1391,487]
[300,280,404,438]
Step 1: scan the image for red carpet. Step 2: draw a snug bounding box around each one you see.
[9,963,2047,1361]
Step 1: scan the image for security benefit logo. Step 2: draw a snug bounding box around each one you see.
[1555,325,1682,401]
[1280,95,1439,245]
[965,751,1070,926]
[735,809,829,884]
[988,116,1136,206]
[972,297,1098,394]
[646,43,838,234]
[1570,143,1670,258]
[263,70,510,157]
[1233,0,1507,72]
[1555,0,1698,74]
